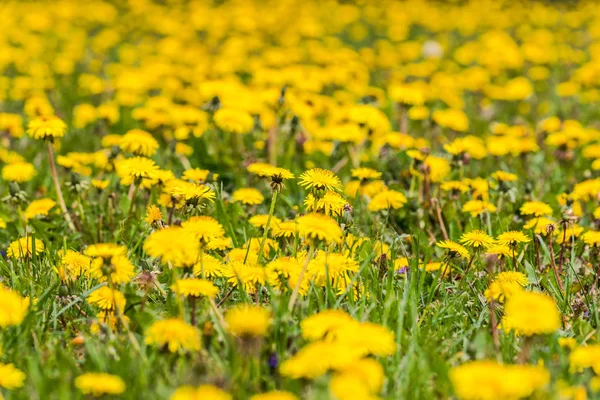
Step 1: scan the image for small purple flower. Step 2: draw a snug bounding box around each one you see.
[268,353,278,369]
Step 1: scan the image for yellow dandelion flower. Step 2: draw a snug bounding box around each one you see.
[422,262,450,276]
[214,108,254,134]
[299,168,342,192]
[502,291,560,336]
[181,216,225,243]
[461,200,497,217]
[225,305,272,338]
[27,115,67,140]
[145,318,201,352]
[182,168,212,183]
[556,224,584,244]
[170,385,231,400]
[520,201,553,217]
[436,240,470,259]
[279,341,365,379]
[351,167,382,180]
[440,181,470,193]
[496,271,529,286]
[558,337,577,350]
[144,226,199,267]
[582,230,600,246]
[87,287,126,312]
[172,278,219,298]
[222,260,266,294]
[304,191,347,216]
[193,253,225,278]
[0,286,28,327]
[307,251,359,287]
[115,156,159,186]
[144,204,163,225]
[7,237,44,258]
[524,217,555,235]
[484,280,525,303]
[57,250,92,282]
[119,129,159,156]
[334,321,395,356]
[491,170,518,182]
[485,244,512,258]
[24,198,56,220]
[247,164,295,186]
[297,213,343,243]
[84,243,127,259]
[101,134,122,148]
[367,190,407,212]
[272,220,297,238]
[2,162,36,183]
[333,358,384,395]
[459,230,495,249]
[450,360,550,400]
[232,188,264,205]
[570,345,600,373]
[89,255,135,284]
[91,179,109,190]
[250,391,298,400]
[484,272,528,302]
[206,236,233,251]
[496,230,531,245]
[0,363,26,390]
[170,141,192,156]
[75,373,125,397]
[169,181,216,204]
[300,309,354,341]
[247,162,274,177]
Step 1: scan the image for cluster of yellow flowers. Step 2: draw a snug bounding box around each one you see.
[4,0,600,398]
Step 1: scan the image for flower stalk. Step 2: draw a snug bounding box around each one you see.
[47,142,76,232]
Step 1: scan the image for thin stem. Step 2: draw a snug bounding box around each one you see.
[455,253,476,282]
[257,190,278,263]
[122,184,139,239]
[167,198,176,225]
[558,223,568,274]
[47,142,76,232]
[534,234,541,272]
[486,262,500,352]
[217,286,236,307]
[209,297,226,329]
[170,263,185,319]
[548,234,565,293]
[433,198,448,241]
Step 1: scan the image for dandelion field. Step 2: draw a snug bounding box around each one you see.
[4,0,600,399]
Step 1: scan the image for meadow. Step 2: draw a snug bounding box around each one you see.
[2,0,600,398]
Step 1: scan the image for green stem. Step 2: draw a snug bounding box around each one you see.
[122,184,139,240]
[47,142,76,232]
[171,264,185,319]
[257,190,278,263]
